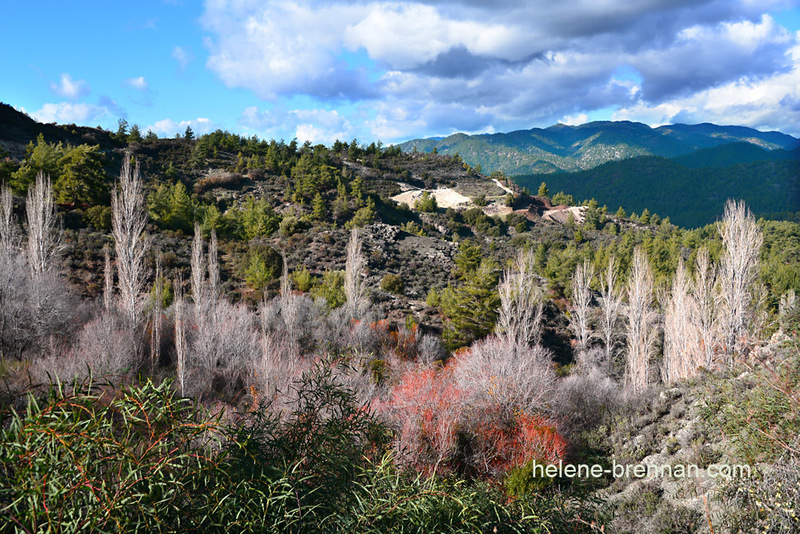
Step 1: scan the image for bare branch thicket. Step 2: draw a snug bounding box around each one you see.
[452,335,556,414]
[103,245,114,312]
[0,184,19,255]
[190,223,206,310]
[112,155,149,323]
[663,258,701,384]
[624,246,658,393]
[173,279,186,396]
[694,247,718,368]
[29,310,138,385]
[26,172,61,276]
[717,199,763,358]
[568,259,594,357]
[344,227,368,320]
[280,253,299,355]
[207,229,220,306]
[495,248,546,347]
[190,300,261,398]
[597,256,624,368]
[0,254,33,359]
[150,251,163,372]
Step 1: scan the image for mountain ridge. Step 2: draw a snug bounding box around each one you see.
[398,120,798,175]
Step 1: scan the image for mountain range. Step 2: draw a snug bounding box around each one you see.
[398,120,799,176]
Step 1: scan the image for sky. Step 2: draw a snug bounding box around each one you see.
[3,0,800,145]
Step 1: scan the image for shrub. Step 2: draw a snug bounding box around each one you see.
[0,380,226,532]
[415,191,437,213]
[380,273,404,295]
[83,205,112,231]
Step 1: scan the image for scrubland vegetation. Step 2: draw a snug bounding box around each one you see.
[1,117,799,532]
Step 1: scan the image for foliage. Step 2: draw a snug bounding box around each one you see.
[0,379,225,533]
[415,191,438,213]
[551,191,574,206]
[83,205,112,231]
[440,259,501,351]
[147,180,195,233]
[243,245,282,291]
[54,144,108,205]
[380,273,404,295]
[292,266,314,292]
[10,134,64,194]
[515,155,800,228]
[241,196,281,240]
[311,270,347,309]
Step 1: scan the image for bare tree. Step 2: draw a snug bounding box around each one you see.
[190,224,206,310]
[717,199,763,357]
[495,248,546,347]
[174,279,186,396]
[624,246,658,393]
[0,184,18,255]
[112,155,149,323]
[280,253,300,355]
[103,245,114,312]
[150,251,163,372]
[597,256,624,367]
[452,335,556,414]
[568,259,594,355]
[26,172,60,276]
[344,227,368,319]
[694,247,718,368]
[207,229,220,304]
[663,258,699,384]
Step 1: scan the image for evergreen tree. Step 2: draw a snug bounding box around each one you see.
[440,258,500,350]
[54,144,107,205]
[538,182,549,198]
[312,192,327,220]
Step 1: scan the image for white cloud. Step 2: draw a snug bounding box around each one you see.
[124,76,149,91]
[171,46,194,72]
[200,1,800,140]
[32,102,107,124]
[145,117,214,137]
[560,113,590,126]
[239,106,356,143]
[50,73,90,100]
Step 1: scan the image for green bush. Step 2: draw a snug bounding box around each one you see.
[380,273,404,295]
[415,191,438,213]
[83,205,112,231]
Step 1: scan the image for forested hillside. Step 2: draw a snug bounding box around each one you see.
[1,107,800,533]
[515,153,800,228]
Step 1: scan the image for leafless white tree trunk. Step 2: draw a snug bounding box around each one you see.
[150,251,163,372]
[569,259,594,354]
[174,279,186,396]
[663,258,699,384]
[26,172,60,276]
[191,223,206,310]
[208,229,219,304]
[280,253,300,355]
[624,246,658,393]
[495,248,545,347]
[103,245,114,312]
[597,256,624,366]
[112,155,149,323]
[694,247,718,368]
[717,199,763,357]
[345,227,368,319]
[0,184,18,255]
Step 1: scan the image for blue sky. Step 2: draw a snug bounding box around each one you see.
[3,0,800,144]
